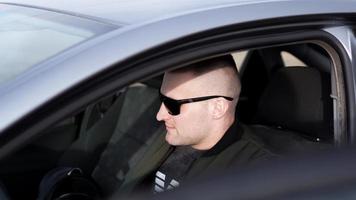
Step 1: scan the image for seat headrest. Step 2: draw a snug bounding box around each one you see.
[254,67,333,141]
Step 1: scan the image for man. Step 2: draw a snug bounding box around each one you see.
[118,55,273,195]
[152,55,273,193]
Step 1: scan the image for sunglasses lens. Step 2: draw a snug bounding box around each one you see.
[160,93,180,115]
[166,100,180,116]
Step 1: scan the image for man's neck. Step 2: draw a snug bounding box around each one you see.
[191,117,235,150]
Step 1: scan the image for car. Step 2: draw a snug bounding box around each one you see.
[0,0,355,199]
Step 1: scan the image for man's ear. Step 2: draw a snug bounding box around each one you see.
[209,98,229,119]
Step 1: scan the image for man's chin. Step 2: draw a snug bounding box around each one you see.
[165,132,178,146]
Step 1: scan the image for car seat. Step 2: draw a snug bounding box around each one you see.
[55,80,164,197]
[248,66,333,154]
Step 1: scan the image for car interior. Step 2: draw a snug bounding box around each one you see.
[0,42,336,199]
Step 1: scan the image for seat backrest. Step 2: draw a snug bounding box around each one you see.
[58,82,164,196]
[91,84,164,196]
[251,66,333,153]
[58,91,127,172]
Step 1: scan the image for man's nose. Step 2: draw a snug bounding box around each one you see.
[156,103,170,121]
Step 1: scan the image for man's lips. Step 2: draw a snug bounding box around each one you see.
[165,124,175,129]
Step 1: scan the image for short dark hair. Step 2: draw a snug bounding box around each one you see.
[172,55,238,76]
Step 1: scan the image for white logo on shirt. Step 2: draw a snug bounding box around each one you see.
[154,171,180,193]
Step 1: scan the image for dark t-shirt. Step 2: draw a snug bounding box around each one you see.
[153,146,204,193]
[153,122,241,193]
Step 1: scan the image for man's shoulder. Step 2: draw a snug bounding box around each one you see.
[220,123,276,165]
[186,123,275,176]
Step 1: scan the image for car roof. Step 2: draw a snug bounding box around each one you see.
[0,0,334,25]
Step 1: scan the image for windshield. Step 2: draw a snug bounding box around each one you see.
[0,4,116,86]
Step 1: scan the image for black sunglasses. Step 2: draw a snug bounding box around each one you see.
[159,92,233,116]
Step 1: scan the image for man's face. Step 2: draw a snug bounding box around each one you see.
[156,72,212,149]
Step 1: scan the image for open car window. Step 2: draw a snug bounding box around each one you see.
[0,40,341,199]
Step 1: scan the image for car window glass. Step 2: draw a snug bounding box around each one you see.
[0,4,116,86]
